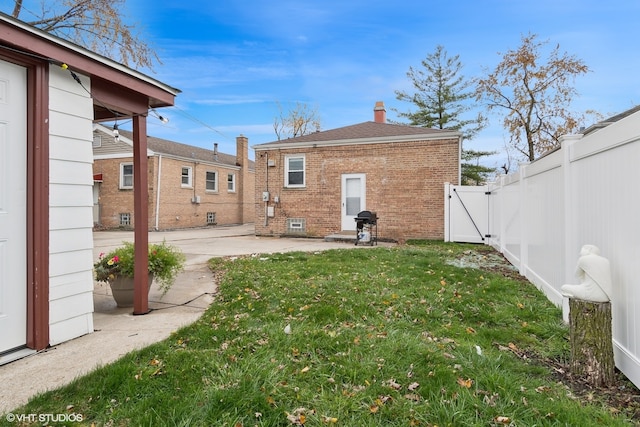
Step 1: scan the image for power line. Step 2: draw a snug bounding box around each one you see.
[167,104,230,140]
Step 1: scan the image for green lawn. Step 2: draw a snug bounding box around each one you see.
[3,242,637,426]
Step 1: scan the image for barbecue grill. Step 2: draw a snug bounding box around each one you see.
[355,210,378,246]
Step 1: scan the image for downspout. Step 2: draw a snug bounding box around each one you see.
[154,155,162,230]
[458,135,463,185]
[192,161,198,201]
[264,151,269,227]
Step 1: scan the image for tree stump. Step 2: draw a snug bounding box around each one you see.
[568,298,615,387]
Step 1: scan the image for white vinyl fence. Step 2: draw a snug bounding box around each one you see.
[482,110,640,388]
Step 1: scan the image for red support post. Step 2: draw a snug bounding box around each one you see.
[132,115,150,315]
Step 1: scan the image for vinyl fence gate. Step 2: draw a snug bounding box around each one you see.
[444,183,490,244]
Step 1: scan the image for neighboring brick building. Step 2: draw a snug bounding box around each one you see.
[252,102,461,241]
[93,124,254,230]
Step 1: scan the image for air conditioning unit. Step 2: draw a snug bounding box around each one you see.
[192,195,201,204]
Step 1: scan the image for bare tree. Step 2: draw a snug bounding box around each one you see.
[10,0,158,69]
[475,33,590,161]
[273,101,321,140]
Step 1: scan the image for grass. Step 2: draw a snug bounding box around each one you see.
[2,241,635,426]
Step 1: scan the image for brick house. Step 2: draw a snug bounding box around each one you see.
[252,102,461,242]
[93,124,255,230]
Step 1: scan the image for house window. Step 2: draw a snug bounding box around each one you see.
[120,163,133,189]
[227,173,236,192]
[206,171,218,192]
[119,213,131,226]
[206,212,216,225]
[285,155,305,188]
[92,134,102,148]
[181,167,192,188]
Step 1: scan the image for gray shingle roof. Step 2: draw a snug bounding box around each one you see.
[582,105,640,136]
[118,129,249,168]
[255,121,456,147]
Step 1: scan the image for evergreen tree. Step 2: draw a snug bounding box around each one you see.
[394,45,485,140]
[461,149,497,185]
[395,45,491,184]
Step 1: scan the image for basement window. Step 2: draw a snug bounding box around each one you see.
[119,213,131,226]
[206,212,216,225]
[287,218,306,233]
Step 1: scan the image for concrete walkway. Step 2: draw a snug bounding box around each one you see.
[0,225,392,413]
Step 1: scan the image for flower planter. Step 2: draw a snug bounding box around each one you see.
[109,274,154,308]
[95,241,185,302]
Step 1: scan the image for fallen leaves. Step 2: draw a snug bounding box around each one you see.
[134,357,164,379]
[457,377,473,388]
[285,408,339,425]
[286,407,311,425]
[383,379,402,390]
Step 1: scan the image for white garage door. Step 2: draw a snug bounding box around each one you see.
[0,59,27,353]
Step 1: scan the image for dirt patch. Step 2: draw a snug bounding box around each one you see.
[446,249,524,281]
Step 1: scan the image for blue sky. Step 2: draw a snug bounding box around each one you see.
[34,1,640,166]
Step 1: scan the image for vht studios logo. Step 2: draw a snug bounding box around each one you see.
[5,412,84,423]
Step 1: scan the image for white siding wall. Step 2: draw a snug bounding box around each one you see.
[486,111,640,389]
[48,65,95,345]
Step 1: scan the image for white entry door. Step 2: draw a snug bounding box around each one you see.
[0,60,27,353]
[341,174,366,231]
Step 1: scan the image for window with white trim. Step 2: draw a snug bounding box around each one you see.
[285,155,305,188]
[92,134,102,148]
[227,173,236,192]
[206,171,218,192]
[181,166,193,188]
[120,163,133,189]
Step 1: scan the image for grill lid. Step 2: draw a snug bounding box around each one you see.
[355,210,377,222]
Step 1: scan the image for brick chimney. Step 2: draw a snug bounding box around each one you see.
[235,134,251,224]
[374,101,386,123]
